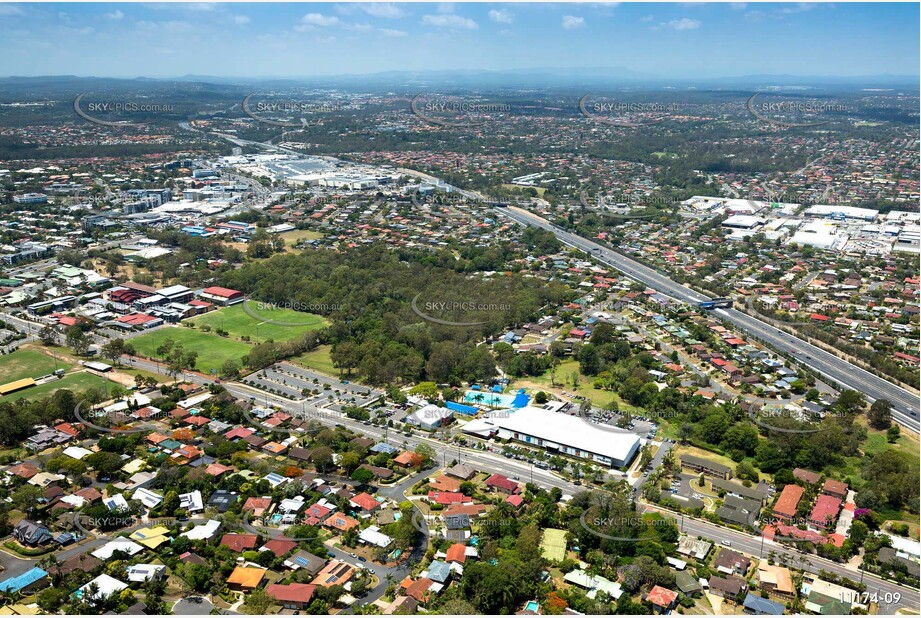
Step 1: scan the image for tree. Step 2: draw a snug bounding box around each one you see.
[868,399,892,430]
[65,326,90,356]
[243,588,276,614]
[837,390,866,415]
[101,339,127,365]
[312,446,334,472]
[39,325,58,346]
[351,466,374,485]
[221,359,241,379]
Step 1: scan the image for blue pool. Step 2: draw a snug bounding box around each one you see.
[463,388,529,409]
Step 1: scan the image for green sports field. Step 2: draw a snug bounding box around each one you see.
[129,327,253,375]
[2,371,113,402]
[0,347,71,384]
[189,303,327,343]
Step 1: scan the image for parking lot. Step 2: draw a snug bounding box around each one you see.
[243,362,384,407]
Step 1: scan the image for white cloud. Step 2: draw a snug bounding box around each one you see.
[361,3,406,19]
[105,10,124,20]
[730,3,748,9]
[137,20,194,34]
[640,15,654,23]
[664,18,701,31]
[233,15,250,25]
[779,3,819,14]
[301,13,341,28]
[489,9,513,24]
[422,14,478,29]
[561,15,585,30]
[0,5,24,16]
[379,28,408,37]
[744,11,767,23]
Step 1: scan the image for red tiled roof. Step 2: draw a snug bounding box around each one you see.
[445,543,466,564]
[485,473,519,493]
[262,537,299,557]
[221,533,258,552]
[266,583,316,604]
[810,495,842,527]
[350,492,380,511]
[774,484,804,519]
[647,585,678,608]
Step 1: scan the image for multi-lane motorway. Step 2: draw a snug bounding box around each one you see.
[497,206,920,433]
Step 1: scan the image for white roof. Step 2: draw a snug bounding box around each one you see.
[104,493,130,512]
[564,569,623,599]
[92,538,144,560]
[179,490,204,512]
[63,446,93,460]
[133,487,164,509]
[125,564,166,583]
[181,519,222,541]
[358,525,393,548]
[490,406,640,462]
[77,574,128,599]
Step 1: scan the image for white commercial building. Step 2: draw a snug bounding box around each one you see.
[465,405,641,468]
[804,205,879,221]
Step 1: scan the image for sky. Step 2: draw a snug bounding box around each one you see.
[0,2,917,79]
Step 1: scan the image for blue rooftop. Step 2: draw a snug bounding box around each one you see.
[370,442,399,454]
[0,567,48,593]
[742,593,785,615]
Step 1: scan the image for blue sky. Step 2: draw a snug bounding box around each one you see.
[0,2,917,78]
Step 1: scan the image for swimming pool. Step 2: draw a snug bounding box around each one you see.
[463,389,529,409]
[525,601,540,613]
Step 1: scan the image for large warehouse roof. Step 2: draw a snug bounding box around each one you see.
[491,406,640,463]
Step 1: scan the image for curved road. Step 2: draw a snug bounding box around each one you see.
[497,206,919,433]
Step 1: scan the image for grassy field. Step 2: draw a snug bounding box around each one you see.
[130,327,252,375]
[514,359,642,412]
[291,345,338,376]
[189,303,327,344]
[501,183,547,197]
[2,371,113,402]
[0,347,71,384]
[279,228,323,251]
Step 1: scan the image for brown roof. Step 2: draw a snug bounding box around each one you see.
[402,577,434,603]
[220,533,258,552]
[793,468,821,485]
[822,478,848,496]
[266,583,316,604]
[774,484,804,518]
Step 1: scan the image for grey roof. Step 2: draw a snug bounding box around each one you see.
[743,593,785,615]
[427,560,452,583]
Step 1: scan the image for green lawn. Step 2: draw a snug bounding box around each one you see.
[189,303,327,343]
[291,345,338,376]
[2,371,113,402]
[0,347,71,384]
[515,359,642,412]
[130,327,253,375]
